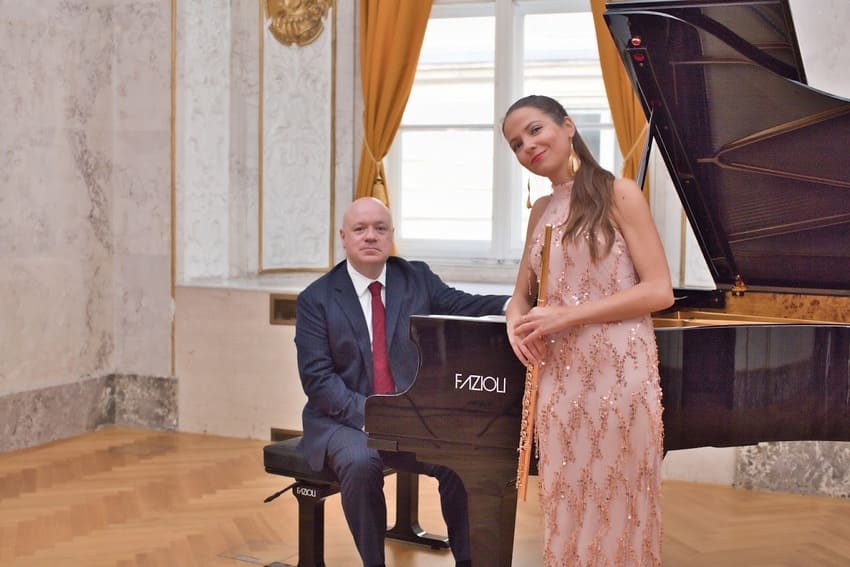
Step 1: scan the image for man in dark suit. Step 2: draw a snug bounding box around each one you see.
[295,197,509,567]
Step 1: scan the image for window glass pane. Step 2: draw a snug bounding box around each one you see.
[403,16,495,125]
[522,11,609,141]
[524,12,598,64]
[392,5,623,265]
[523,12,603,112]
[397,129,493,241]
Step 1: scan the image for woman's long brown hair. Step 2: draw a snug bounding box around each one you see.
[504,95,616,262]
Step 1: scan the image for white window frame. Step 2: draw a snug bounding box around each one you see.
[387,0,617,283]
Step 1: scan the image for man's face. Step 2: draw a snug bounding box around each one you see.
[340,198,394,278]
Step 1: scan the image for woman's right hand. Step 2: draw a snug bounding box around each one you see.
[507,315,547,367]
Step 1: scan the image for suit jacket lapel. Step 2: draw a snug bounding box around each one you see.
[332,263,372,371]
[384,261,404,352]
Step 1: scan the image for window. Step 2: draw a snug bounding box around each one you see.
[387,0,619,275]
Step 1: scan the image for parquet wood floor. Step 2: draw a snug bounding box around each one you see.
[2,428,849,566]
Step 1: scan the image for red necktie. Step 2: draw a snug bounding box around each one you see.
[368,281,395,394]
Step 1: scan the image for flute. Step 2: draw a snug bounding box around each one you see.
[516,223,553,502]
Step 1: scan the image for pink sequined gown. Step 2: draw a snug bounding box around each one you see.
[529,182,663,566]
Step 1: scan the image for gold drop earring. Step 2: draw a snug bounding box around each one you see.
[567,139,581,178]
[526,178,532,209]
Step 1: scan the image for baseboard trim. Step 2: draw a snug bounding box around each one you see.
[0,374,177,453]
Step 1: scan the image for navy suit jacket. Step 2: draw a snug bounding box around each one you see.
[295,256,509,471]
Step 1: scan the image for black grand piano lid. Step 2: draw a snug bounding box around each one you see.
[604,0,850,294]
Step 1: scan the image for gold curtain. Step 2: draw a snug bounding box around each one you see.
[591,0,648,192]
[356,0,433,206]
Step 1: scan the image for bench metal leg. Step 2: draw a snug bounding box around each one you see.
[386,471,450,550]
[266,473,448,567]
[270,482,338,567]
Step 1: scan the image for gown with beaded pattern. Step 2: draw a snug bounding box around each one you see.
[528,181,663,566]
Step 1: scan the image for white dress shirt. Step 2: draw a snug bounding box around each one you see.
[346,262,387,346]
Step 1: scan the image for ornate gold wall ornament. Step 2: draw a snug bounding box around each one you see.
[266,0,332,47]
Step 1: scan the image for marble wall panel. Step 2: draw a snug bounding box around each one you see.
[2,7,115,262]
[0,258,110,394]
[110,1,172,378]
[110,374,178,430]
[1,0,172,450]
[737,441,850,498]
[111,4,171,256]
[176,0,232,281]
[260,9,334,270]
[175,1,356,279]
[0,376,111,453]
[1,1,118,396]
[229,1,261,277]
[113,255,172,377]
[334,0,358,262]
[111,130,171,258]
[0,374,177,453]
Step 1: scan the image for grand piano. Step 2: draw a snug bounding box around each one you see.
[366,1,850,564]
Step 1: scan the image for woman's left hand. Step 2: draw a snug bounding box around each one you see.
[514,305,570,363]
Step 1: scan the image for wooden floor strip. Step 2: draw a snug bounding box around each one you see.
[2,428,850,566]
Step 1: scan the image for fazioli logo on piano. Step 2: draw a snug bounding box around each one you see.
[454,373,507,393]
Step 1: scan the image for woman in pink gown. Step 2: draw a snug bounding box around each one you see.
[502,95,674,566]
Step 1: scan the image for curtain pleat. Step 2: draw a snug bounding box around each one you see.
[356,0,433,206]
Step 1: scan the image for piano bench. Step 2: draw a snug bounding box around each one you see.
[263,436,449,567]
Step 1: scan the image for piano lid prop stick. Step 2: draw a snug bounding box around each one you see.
[516,223,553,502]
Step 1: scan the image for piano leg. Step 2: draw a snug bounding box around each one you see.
[386,470,451,549]
[413,450,520,567]
[464,475,519,567]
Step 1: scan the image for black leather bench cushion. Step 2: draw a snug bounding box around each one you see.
[263,437,339,484]
[264,436,395,485]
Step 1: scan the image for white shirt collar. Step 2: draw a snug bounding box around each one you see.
[346,261,387,296]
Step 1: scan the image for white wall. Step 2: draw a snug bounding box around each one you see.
[176,285,305,438]
[0,1,171,396]
[791,0,850,99]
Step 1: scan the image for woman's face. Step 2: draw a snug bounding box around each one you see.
[503,106,576,181]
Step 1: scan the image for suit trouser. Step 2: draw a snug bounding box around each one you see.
[325,425,471,567]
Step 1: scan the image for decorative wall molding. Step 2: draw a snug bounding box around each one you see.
[265,0,332,47]
[259,1,336,272]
